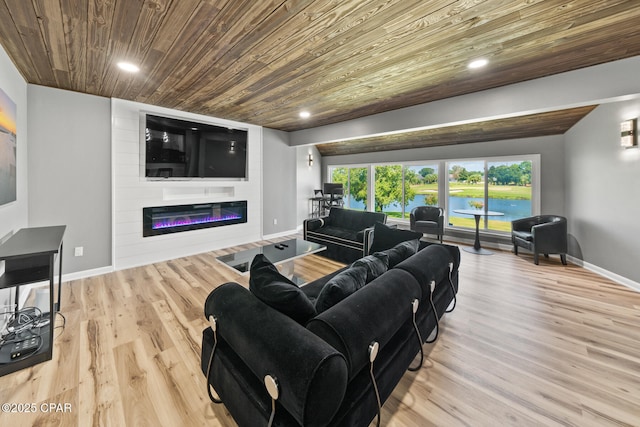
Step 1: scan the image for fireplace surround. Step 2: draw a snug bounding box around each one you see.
[143,201,247,237]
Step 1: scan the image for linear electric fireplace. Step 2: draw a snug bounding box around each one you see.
[143,201,247,237]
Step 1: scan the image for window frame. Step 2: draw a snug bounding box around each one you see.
[327,154,540,235]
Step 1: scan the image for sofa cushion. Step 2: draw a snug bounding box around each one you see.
[328,208,386,231]
[300,266,350,302]
[249,254,316,324]
[310,225,361,243]
[369,222,423,253]
[415,220,439,228]
[315,265,368,313]
[512,230,533,241]
[379,240,419,268]
[352,252,389,283]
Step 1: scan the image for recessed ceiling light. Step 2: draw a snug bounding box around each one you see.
[117,62,140,73]
[299,111,311,119]
[468,58,488,69]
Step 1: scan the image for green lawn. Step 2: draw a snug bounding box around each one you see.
[380,182,527,232]
[411,182,531,200]
[386,211,512,231]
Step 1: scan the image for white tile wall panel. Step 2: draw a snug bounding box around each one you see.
[112,98,263,270]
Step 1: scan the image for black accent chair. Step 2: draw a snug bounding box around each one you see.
[410,206,444,243]
[511,215,567,265]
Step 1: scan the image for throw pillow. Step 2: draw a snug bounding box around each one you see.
[315,265,367,313]
[249,254,317,325]
[352,252,389,283]
[380,240,419,268]
[369,222,423,253]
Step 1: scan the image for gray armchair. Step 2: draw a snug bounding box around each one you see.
[511,215,567,265]
[410,206,444,243]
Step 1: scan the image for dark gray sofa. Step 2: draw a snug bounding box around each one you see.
[200,241,460,427]
[303,207,387,263]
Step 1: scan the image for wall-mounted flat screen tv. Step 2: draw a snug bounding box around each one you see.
[144,114,248,179]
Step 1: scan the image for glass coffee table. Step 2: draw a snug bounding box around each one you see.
[216,238,326,284]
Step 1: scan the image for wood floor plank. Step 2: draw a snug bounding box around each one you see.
[1,236,639,426]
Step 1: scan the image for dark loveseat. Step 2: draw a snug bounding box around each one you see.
[303,207,387,263]
[200,240,460,427]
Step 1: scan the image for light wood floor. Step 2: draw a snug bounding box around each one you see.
[0,237,639,427]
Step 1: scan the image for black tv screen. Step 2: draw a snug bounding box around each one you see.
[144,114,248,179]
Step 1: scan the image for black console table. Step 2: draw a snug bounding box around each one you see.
[0,225,65,376]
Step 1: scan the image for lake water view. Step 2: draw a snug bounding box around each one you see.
[347,195,531,222]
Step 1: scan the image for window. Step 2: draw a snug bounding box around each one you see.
[374,165,403,217]
[330,166,368,210]
[329,155,537,234]
[447,157,536,232]
[405,164,439,218]
[447,160,485,229]
[487,160,532,232]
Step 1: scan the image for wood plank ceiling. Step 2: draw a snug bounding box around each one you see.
[316,105,598,156]
[0,1,639,141]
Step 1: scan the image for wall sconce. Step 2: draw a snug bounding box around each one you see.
[621,119,637,148]
[308,154,313,166]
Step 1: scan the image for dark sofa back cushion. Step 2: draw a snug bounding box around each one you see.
[378,240,419,268]
[307,269,421,379]
[328,207,386,231]
[315,265,368,313]
[249,254,316,324]
[352,252,389,283]
[369,222,422,253]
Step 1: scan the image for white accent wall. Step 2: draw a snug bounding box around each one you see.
[111,99,263,270]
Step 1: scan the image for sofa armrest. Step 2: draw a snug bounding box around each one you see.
[307,270,421,379]
[303,216,328,237]
[532,220,567,253]
[204,283,347,427]
[362,226,375,256]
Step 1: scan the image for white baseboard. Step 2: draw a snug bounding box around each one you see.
[61,266,114,282]
[445,236,640,293]
[262,229,299,240]
[567,256,640,292]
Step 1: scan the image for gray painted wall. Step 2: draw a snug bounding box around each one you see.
[263,128,298,235]
[565,100,640,283]
[296,145,322,226]
[27,85,112,274]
